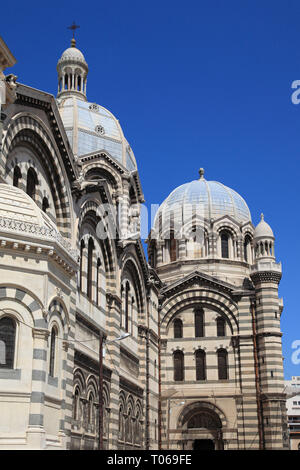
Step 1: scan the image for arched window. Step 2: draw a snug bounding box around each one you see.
[26,167,38,201]
[191,225,204,258]
[174,318,183,338]
[73,387,80,420]
[96,258,101,306]
[87,237,94,300]
[119,405,124,441]
[120,284,124,327]
[0,317,16,369]
[216,317,226,337]
[103,396,109,439]
[131,296,135,335]
[173,350,184,381]
[135,410,141,445]
[79,240,85,292]
[125,281,130,332]
[13,166,21,188]
[42,196,49,213]
[221,231,229,258]
[49,326,57,377]
[88,392,94,426]
[195,349,206,381]
[195,308,204,338]
[244,235,252,262]
[217,349,228,380]
[125,407,133,443]
[128,408,133,443]
[169,232,177,262]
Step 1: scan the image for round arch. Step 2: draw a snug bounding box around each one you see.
[2,113,75,239]
[177,401,227,451]
[160,288,239,337]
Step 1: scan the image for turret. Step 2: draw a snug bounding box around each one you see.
[253,213,275,261]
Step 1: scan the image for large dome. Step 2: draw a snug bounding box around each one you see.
[58,96,137,171]
[154,169,251,229]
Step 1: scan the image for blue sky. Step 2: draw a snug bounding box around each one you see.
[2,0,300,378]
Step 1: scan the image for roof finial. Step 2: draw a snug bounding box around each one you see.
[67,21,80,47]
[199,168,205,179]
[261,213,264,221]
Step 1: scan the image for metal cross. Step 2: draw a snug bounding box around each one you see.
[67,22,80,39]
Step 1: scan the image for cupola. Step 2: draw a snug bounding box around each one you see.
[57,37,88,100]
[253,213,275,260]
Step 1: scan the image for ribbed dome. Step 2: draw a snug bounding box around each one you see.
[0,184,57,230]
[58,96,137,171]
[254,214,274,239]
[57,45,88,68]
[154,170,251,229]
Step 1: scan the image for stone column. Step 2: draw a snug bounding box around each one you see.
[106,294,122,449]
[58,339,69,449]
[208,231,218,257]
[178,238,186,260]
[156,241,164,266]
[119,178,130,241]
[26,327,49,449]
[236,236,243,261]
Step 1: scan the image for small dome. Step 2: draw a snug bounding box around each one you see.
[0,184,45,225]
[254,213,274,239]
[154,169,251,230]
[0,183,57,230]
[57,42,88,69]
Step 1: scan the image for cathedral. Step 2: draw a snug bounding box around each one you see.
[0,34,289,450]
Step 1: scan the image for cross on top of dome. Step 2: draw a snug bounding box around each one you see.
[57,25,88,101]
[67,21,80,47]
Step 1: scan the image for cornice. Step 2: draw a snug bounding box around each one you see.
[0,217,78,274]
[80,151,126,175]
[250,271,282,285]
[119,375,144,398]
[0,37,16,70]
[131,170,145,202]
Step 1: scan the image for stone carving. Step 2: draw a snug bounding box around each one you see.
[0,215,78,259]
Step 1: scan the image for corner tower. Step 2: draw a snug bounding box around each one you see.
[250,215,288,449]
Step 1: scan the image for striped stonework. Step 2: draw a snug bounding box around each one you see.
[0,46,288,452]
[250,269,289,449]
[2,113,74,239]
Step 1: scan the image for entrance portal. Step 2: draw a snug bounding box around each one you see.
[193,439,215,450]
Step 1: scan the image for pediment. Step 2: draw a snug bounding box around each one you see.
[160,270,235,299]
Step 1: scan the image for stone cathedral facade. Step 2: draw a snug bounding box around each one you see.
[0,36,288,450]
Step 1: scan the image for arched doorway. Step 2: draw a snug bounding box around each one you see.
[179,402,224,450]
